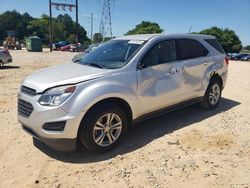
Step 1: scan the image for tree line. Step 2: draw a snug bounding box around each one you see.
[0,10,245,52]
[124,21,243,53]
[0,10,90,45]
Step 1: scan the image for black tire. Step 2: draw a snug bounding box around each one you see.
[200,79,222,110]
[78,103,128,153]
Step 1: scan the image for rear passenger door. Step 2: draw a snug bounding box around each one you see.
[137,40,184,116]
[176,39,211,99]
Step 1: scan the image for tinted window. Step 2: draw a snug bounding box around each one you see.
[177,39,209,60]
[141,40,176,67]
[205,39,225,54]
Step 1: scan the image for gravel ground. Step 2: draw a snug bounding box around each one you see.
[0,50,249,188]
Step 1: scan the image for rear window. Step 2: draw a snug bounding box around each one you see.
[177,39,209,60]
[205,39,225,54]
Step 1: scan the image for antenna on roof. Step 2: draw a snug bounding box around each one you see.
[188,26,192,34]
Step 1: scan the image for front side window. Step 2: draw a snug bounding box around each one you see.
[78,40,145,69]
[177,39,209,60]
[140,40,177,68]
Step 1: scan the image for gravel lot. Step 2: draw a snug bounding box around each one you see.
[0,50,249,188]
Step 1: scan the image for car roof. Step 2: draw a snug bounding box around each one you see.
[114,33,216,41]
[114,34,160,41]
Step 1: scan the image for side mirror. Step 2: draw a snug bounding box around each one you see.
[137,61,145,69]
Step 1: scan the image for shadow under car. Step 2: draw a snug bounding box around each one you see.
[33,97,240,163]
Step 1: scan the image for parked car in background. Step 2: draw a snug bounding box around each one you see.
[72,43,102,62]
[241,55,250,61]
[18,34,228,153]
[231,53,249,60]
[69,43,85,52]
[52,41,70,50]
[0,48,12,66]
[228,53,239,60]
[60,44,71,51]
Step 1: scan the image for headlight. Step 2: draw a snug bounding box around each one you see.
[38,85,76,106]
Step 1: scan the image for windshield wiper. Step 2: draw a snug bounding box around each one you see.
[84,62,104,69]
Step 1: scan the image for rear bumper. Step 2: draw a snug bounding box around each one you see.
[221,70,228,89]
[22,124,76,151]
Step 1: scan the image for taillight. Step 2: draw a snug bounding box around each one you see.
[3,49,10,55]
[225,56,229,65]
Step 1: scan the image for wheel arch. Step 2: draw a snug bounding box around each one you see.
[77,97,133,131]
[76,97,133,148]
[210,72,223,87]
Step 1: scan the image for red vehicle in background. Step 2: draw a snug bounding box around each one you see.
[59,43,84,52]
[60,44,71,51]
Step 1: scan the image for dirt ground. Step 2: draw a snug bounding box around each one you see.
[0,49,249,188]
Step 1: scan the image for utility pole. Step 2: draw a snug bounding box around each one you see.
[49,0,77,52]
[75,0,79,52]
[91,13,93,41]
[49,0,52,52]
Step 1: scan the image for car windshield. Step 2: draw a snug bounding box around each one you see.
[85,44,99,53]
[78,40,145,69]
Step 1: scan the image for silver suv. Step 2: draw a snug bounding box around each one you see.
[18,34,228,153]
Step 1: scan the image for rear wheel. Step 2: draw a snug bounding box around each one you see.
[200,79,222,110]
[79,104,128,153]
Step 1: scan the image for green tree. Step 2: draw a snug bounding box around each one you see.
[27,14,49,41]
[77,25,90,45]
[199,27,242,53]
[67,34,76,43]
[0,10,90,45]
[57,14,73,38]
[0,10,33,41]
[52,20,66,42]
[93,33,103,43]
[126,21,163,35]
[243,45,250,51]
[56,14,90,44]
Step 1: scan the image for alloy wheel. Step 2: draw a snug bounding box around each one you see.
[93,113,123,147]
[209,83,221,105]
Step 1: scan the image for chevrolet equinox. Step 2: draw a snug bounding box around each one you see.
[18,34,228,153]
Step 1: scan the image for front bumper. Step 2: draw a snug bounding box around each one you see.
[22,125,76,151]
[17,92,86,151]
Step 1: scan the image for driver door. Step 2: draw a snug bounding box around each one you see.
[136,40,184,116]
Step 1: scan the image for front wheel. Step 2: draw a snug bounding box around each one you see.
[79,104,128,153]
[200,79,222,110]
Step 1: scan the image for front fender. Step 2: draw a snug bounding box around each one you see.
[63,79,138,120]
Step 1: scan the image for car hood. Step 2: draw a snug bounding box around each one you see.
[22,63,113,93]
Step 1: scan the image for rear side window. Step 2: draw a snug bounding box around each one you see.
[177,39,209,60]
[205,39,225,54]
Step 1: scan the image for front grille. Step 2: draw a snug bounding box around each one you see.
[21,86,37,96]
[18,98,34,117]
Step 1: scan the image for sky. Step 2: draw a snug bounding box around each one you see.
[0,0,250,45]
